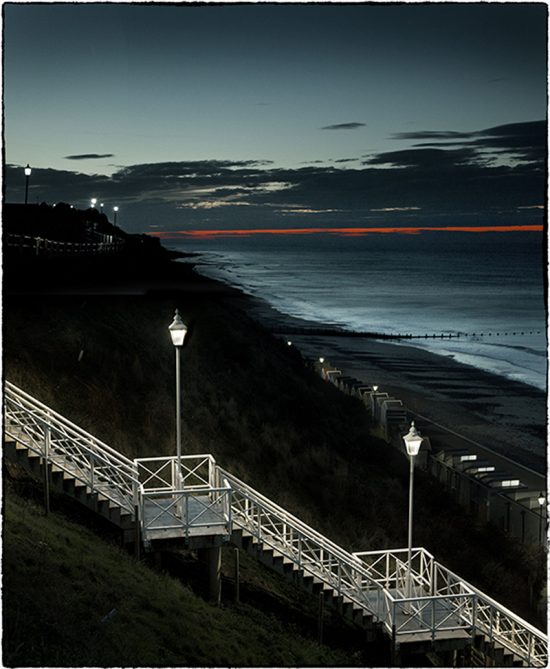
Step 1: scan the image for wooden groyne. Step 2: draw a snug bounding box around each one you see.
[270,326,543,340]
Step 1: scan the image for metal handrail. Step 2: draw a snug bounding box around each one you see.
[3,382,546,666]
[219,467,390,620]
[136,454,215,491]
[353,546,547,665]
[5,382,138,513]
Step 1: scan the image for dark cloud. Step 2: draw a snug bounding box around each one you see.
[5,120,545,231]
[364,147,483,169]
[391,121,545,165]
[65,153,115,160]
[321,122,365,130]
[392,130,472,141]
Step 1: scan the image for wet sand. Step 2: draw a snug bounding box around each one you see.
[238,292,547,476]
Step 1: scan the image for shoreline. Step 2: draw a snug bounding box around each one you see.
[5,244,546,473]
[178,260,546,473]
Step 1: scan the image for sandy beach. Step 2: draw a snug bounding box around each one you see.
[9,248,546,475]
[237,290,547,476]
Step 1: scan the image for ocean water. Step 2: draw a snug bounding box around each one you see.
[173,231,547,391]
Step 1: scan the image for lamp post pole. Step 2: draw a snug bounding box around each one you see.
[169,310,188,491]
[538,492,545,545]
[403,421,423,612]
[24,164,32,205]
[113,206,119,227]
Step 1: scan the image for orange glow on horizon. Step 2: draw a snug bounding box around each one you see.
[150,224,544,239]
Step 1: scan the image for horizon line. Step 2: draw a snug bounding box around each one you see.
[150,224,544,239]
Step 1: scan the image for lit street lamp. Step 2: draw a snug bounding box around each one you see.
[24,164,32,205]
[100,202,104,213]
[403,421,424,611]
[113,205,119,226]
[538,492,546,545]
[169,310,188,491]
[91,198,97,209]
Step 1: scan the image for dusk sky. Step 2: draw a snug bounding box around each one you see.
[3,2,547,234]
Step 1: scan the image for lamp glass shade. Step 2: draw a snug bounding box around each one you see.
[114,206,119,212]
[538,492,545,506]
[319,357,324,363]
[24,164,32,176]
[403,422,423,456]
[169,310,187,347]
[372,385,378,392]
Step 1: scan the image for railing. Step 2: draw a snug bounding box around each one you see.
[3,382,547,666]
[219,468,391,620]
[4,381,138,514]
[136,456,232,541]
[5,233,124,256]
[354,548,547,666]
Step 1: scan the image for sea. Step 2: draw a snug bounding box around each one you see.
[172,230,547,392]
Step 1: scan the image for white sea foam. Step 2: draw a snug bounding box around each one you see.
[176,232,547,390]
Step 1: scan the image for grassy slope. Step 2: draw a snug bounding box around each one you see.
[3,278,546,664]
[3,486,360,667]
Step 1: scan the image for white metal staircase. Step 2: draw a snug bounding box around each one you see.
[3,381,547,666]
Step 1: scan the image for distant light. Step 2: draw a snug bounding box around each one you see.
[287,341,292,346]
[24,164,32,177]
[91,198,97,208]
[113,206,119,212]
[319,357,324,364]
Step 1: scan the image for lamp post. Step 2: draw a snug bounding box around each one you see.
[113,205,119,226]
[169,310,188,491]
[403,421,424,611]
[538,492,545,545]
[100,202,104,214]
[24,164,32,204]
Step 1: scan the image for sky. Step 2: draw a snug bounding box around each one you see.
[3,1,547,234]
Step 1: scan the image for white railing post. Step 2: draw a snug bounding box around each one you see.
[257,504,262,542]
[43,421,51,515]
[90,454,95,493]
[185,494,189,536]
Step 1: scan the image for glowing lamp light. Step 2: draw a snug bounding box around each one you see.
[24,164,32,177]
[403,421,423,456]
[287,341,292,346]
[319,357,325,364]
[91,198,97,208]
[372,385,379,392]
[169,309,188,347]
[538,492,546,507]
